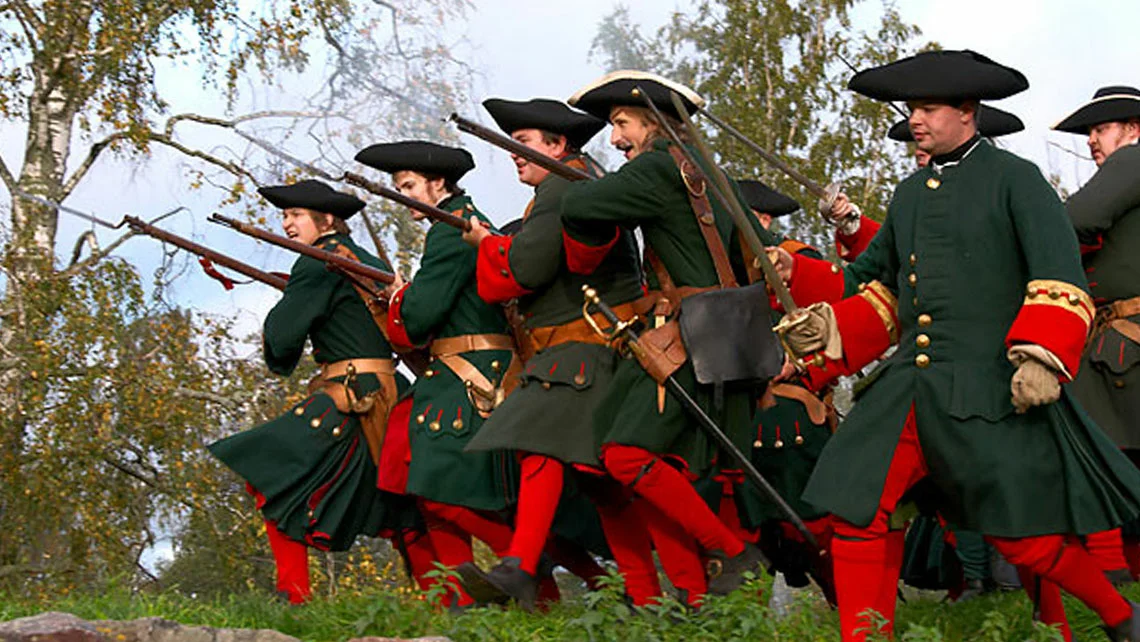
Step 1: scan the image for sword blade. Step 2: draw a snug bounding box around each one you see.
[699,111,829,200]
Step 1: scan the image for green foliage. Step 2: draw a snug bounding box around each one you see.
[590,0,930,253]
[4,580,1137,641]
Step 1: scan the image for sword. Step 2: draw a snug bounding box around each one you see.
[581,285,819,552]
[698,110,859,224]
[14,190,126,229]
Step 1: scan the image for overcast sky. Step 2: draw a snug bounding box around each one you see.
[10,0,1140,341]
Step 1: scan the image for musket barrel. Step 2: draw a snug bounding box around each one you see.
[208,213,396,285]
[449,113,594,183]
[342,172,472,232]
[126,216,288,290]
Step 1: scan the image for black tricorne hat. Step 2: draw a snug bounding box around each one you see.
[569,70,705,122]
[737,180,800,218]
[1053,86,1140,135]
[482,98,605,149]
[258,179,365,219]
[888,104,1025,141]
[499,218,523,236]
[355,141,475,184]
[848,50,1028,102]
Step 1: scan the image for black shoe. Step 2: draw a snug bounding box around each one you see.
[1107,568,1135,586]
[1105,601,1140,641]
[952,578,990,604]
[456,562,510,606]
[460,557,540,612]
[706,543,769,595]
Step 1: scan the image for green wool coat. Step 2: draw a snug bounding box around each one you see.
[802,141,1140,537]
[395,195,516,511]
[561,139,779,476]
[1067,142,1140,447]
[465,155,643,467]
[209,233,418,551]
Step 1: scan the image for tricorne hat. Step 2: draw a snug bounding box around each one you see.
[848,50,1028,102]
[737,179,800,218]
[569,70,705,121]
[354,141,475,184]
[1053,86,1140,135]
[888,104,1024,141]
[482,98,605,149]
[258,179,365,219]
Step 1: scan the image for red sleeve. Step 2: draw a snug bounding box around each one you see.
[772,253,846,312]
[1005,279,1094,380]
[475,234,532,304]
[835,216,881,262]
[795,281,898,392]
[385,283,416,351]
[563,227,620,275]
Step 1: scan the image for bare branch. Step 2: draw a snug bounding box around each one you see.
[0,153,15,190]
[164,110,348,137]
[172,386,247,411]
[147,131,259,185]
[60,132,128,198]
[56,206,185,277]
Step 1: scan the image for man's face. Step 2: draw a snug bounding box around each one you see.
[393,170,447,220]
[509,129,566,186]
[914,148,932,168]
[1087,120,1140,166]
[281,208,330,245]
[752,210,773,231]
[609,107,656,160]
[906,100,977,157]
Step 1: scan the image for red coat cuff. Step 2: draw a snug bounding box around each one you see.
[835,216,881,262]
[1006,280,1094,379]
[385,283,415,351]
[835,282,898,369]
[476,234,532,303]
[563,227,620,275]
[776,254,845,312]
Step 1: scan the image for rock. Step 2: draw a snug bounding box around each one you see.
[0,614,450,642]
[0,612,106,642]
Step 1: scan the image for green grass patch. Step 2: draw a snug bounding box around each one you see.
[4,574,1139,641]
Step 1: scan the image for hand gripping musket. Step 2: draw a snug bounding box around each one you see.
[580,285,820,551]
[697,110,861,227]
[448,113,596,182]
[208,213,395,288]
[14,190,288,291]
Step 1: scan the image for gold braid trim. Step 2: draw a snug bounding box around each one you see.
[856,280,899,344]
[1024,279,1094,329]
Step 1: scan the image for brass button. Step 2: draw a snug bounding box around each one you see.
[915,354,931,368]
[294,406,305,416]
[699,213,714,225]
[916,334,931,348]
[332,427,341,437]
[794,435,804,445]
[500,269,509,277]
[774,439,785,449]
[926,177,941,190]
[753,439,762,449]
[1068,293,1082,306]
[912,297,918,307]
[812,354,826,368]
[573,373,586,385]
[857,282,867,292]
[1026,284,1036,297]
[452,419,464,430]
[909,254,917,266]
[908,273,917,286]
[394,319,402,325]
[415,414,425,424]
[425,369,435,378]
[1049,290,1062,300]
[310,418,321,429]
[541,381,551,390]
[491,360,501,371]
[1115,380,1126,389]
[830,264,840,274]
[918,314,932,328]
[429,421,441,432]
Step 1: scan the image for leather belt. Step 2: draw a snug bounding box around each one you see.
[430,334,515,356]
[1107,296,1140,319]
[529,299,650,353]
[320,358,395,380]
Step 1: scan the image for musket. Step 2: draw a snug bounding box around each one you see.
[448,113,595,182]
[14,190,287,291]
[581,286,819,551]
[340,171,472,231]
[208,213,395,286]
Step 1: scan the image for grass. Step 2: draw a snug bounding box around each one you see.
[3,572,1139,642]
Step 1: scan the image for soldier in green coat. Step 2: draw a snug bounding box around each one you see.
[562,71,780,598]
[353,141,519,607]
[459,97,711,610]
[1055,86,1140,584]
[209,180,417,604]
[771,50,1140,641]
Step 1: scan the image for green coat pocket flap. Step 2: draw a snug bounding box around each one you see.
[949,362,1016,423]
